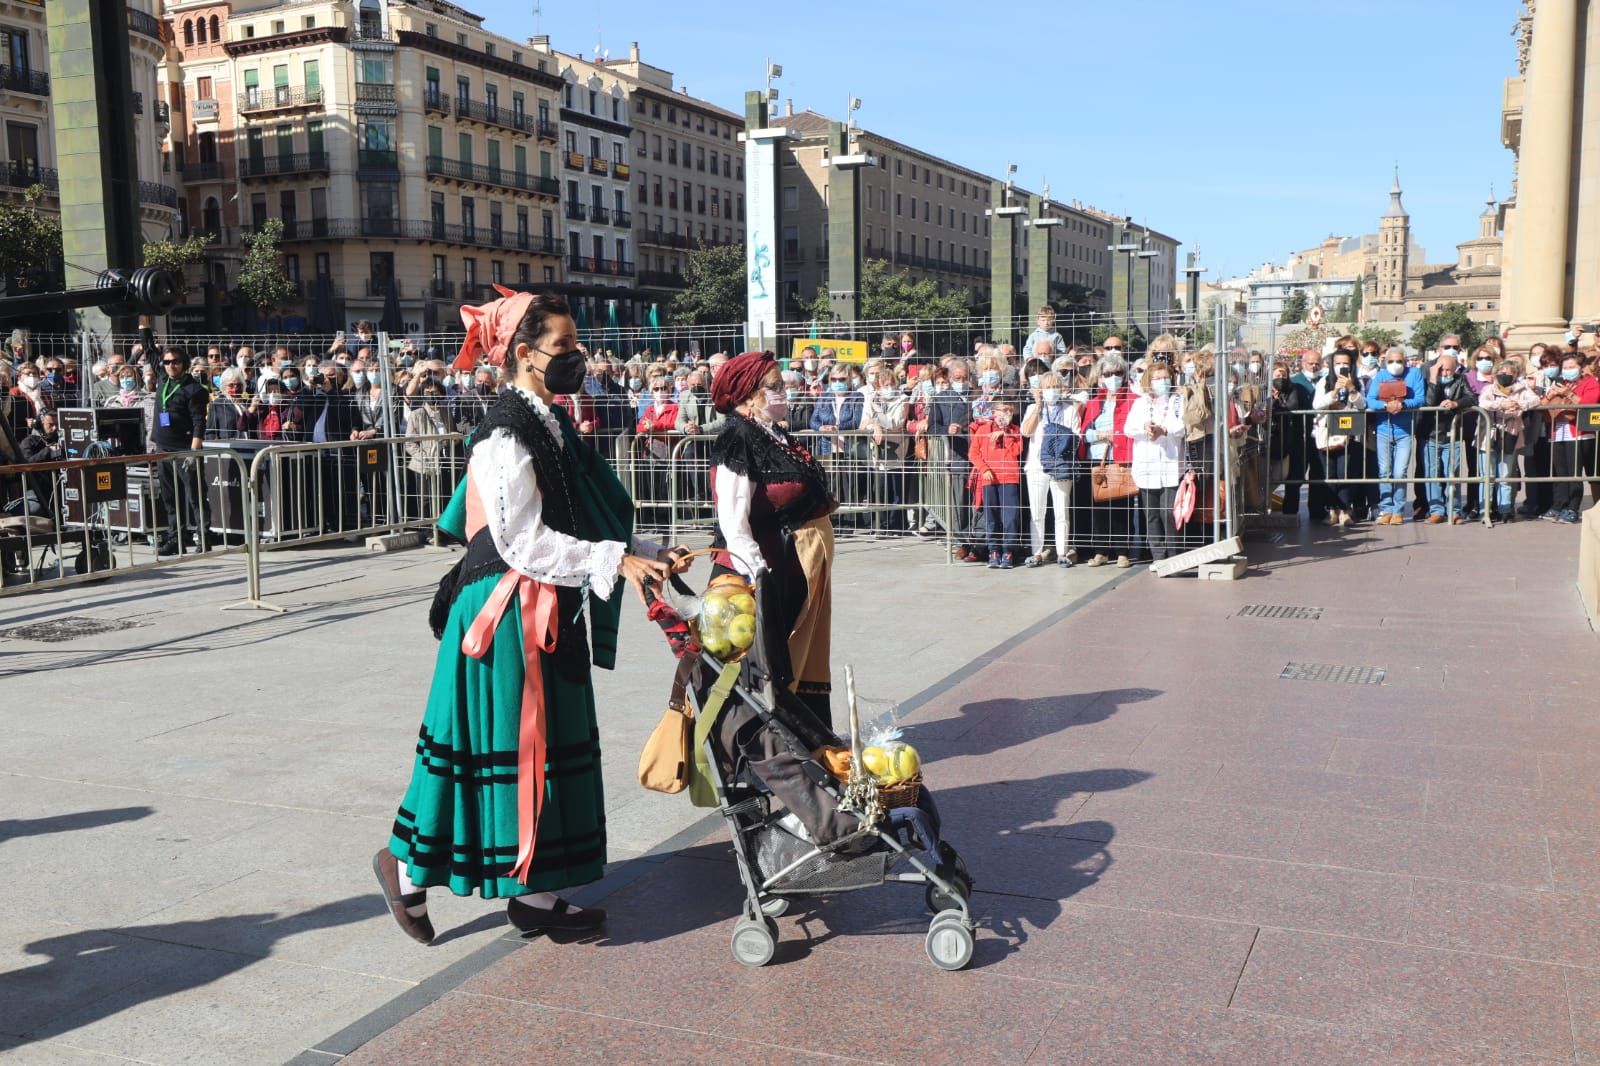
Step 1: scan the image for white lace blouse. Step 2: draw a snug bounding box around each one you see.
[470,387,659,600]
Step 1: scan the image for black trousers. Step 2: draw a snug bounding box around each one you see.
[152,447,206,545]
[1141,485,1179,561]
[1551,438,1598,514]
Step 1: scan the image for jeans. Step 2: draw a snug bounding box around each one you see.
[1488,439,1518,514]
[1423,438,1463,517]
[983,482,1021,558]
[1375,431,1413,517]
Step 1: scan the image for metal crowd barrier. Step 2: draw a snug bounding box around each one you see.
[1266,402,1600,527]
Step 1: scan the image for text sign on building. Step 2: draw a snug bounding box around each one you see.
[745,133,780,345]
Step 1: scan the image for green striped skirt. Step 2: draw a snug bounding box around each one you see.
[388,571,607,899]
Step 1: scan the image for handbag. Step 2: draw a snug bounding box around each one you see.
[1377,380,1407,402]
[637,656,698,794]
[1090,457,1139,501]
[913,435,929,462]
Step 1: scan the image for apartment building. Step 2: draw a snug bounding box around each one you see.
[771,109,1160,321]
[539,41,744,321]
[173,0,564,332]
[0,0,180,287]
[554,59,636,326]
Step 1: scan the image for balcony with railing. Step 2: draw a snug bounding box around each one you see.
[613,209,632,228]
[536,118,558,141]
[354,82,397,108]
[352,22,393,48]
[128,7,163,41]
[426,155,557,196]
[237,86,324,114]
[245,217,565,257]
[637,269,684,289]
[613,162,631,180]
[357,148,400,176]
[138,181,179,208]
[0,66,49,97]
[565,203,586,222]
[1,161,58,192]
[590,204,611,225]
[564,151,586,171]
[455,98,531,135]
[193,98,219,120]
[568,256,634,277]
[427,279,455,299]
[423,88,450,115]
[588,157,609,176]
[240,151,331,180]
[364,277,401,298]
[154,100,170,127]
[180,160,224,182]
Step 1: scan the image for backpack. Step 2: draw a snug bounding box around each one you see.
[1039,418,1080,480]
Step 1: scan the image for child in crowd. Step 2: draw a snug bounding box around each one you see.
[970,400,1023,569]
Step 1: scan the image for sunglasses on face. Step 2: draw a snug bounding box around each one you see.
[161,359,182,366]
[1103,345,1124,351]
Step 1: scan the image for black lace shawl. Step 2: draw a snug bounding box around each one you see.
[706,413,833,530]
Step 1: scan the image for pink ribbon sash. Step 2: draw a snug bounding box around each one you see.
[461,569,560,884]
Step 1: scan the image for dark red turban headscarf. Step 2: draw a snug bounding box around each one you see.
[711,351,776,414]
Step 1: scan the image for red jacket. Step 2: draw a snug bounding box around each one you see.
[969,419,1023,485]
[636,402,680,434]
[1078,386,1137,463]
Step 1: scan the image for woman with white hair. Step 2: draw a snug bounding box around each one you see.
[1077,350,1139,568]
[205,367,259,440]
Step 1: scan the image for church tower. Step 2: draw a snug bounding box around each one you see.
[1368,168,1411,322]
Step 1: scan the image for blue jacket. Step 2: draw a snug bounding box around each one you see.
[1365,367,1425,435]
[808,389,863,455]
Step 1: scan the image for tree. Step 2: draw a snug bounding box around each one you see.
[1090,320,1147,351]
[142,232,214,300]
[1278,289,1309,326]
[1331,295,1350,322]
[669,241,746,325]
[1409,303,1484,355]
[234,218,297,312]
[1356,325,1401,350]
[805,258,971,323]
[0,185,62,292]
[1349,281,1363,321]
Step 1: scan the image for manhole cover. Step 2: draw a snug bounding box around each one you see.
[1238,605,1323,620]
[1280,662,1384,685]
[0,616,146,643]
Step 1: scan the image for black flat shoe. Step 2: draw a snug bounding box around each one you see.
[506,896,607,933]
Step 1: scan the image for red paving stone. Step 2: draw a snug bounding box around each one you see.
[339,519,1600,1062]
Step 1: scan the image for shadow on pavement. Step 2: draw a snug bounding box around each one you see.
[2,897,371,1046]
[905,686,1161,761]
[0,806,154,845]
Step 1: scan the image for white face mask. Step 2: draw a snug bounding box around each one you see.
[994,413,1012,428]
[1182,362,1196,377]
[1102,375,1122,390]
[1386,361,1405,376]
[1248,361,1262,374]
[1041,388,1062,406]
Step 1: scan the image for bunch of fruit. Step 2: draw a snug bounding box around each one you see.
[696,574,758,661]
[858,741,921,786]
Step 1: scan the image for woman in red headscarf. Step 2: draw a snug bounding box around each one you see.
[708,352,838,727]
[374,288,683,945]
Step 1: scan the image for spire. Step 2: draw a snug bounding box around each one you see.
[1484,185,1498,215]
[1383,165,1408,219]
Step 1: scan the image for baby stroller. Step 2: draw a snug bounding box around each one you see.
[642,550,977,970]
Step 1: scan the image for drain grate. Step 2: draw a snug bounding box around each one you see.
[0,616,146,643]
[1280,662,1385,685]
[1238,605,1323,621]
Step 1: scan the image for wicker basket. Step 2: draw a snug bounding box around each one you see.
[877,775,921,809]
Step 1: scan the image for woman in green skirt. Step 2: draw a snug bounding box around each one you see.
[373,288,677,944]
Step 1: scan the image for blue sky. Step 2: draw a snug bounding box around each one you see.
[482,0,1517,278]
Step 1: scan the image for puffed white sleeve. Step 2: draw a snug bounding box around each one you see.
[712,465,767,580]
[470,430,625,599]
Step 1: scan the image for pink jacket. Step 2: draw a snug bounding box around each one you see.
[1477,380,1539,444]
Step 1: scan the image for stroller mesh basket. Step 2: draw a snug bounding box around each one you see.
[754,824,890,893]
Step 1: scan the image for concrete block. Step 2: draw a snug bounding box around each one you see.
[1198,557,1249,581]
[1579,508,1600,630]
[366,531,421,553]
[1152,536,1244,578]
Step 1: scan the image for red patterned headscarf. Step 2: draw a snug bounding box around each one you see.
[711,351,776,414]
[454,284,535,371]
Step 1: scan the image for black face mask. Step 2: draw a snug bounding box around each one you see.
[536,349,587,395]
[1496,373,1516,388]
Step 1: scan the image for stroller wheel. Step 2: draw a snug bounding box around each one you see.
[924,870,972,915]
[731,916,778,967]
[759,895,791,919]
[925,911,974,971]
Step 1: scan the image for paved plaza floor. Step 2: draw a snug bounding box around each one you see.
[3,516,1597,1063]
[0,535,1121,1064]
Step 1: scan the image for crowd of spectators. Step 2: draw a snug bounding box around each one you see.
[5,305,1599,574]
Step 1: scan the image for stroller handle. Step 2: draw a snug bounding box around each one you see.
[640,546,762,605]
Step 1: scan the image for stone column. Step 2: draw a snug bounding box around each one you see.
[825,121,860,324]
[1505,0,1581,346]
[988,181,1016,343]
[1571,0,1600,324]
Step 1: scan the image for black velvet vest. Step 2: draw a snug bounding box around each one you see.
[429,390,591,682]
